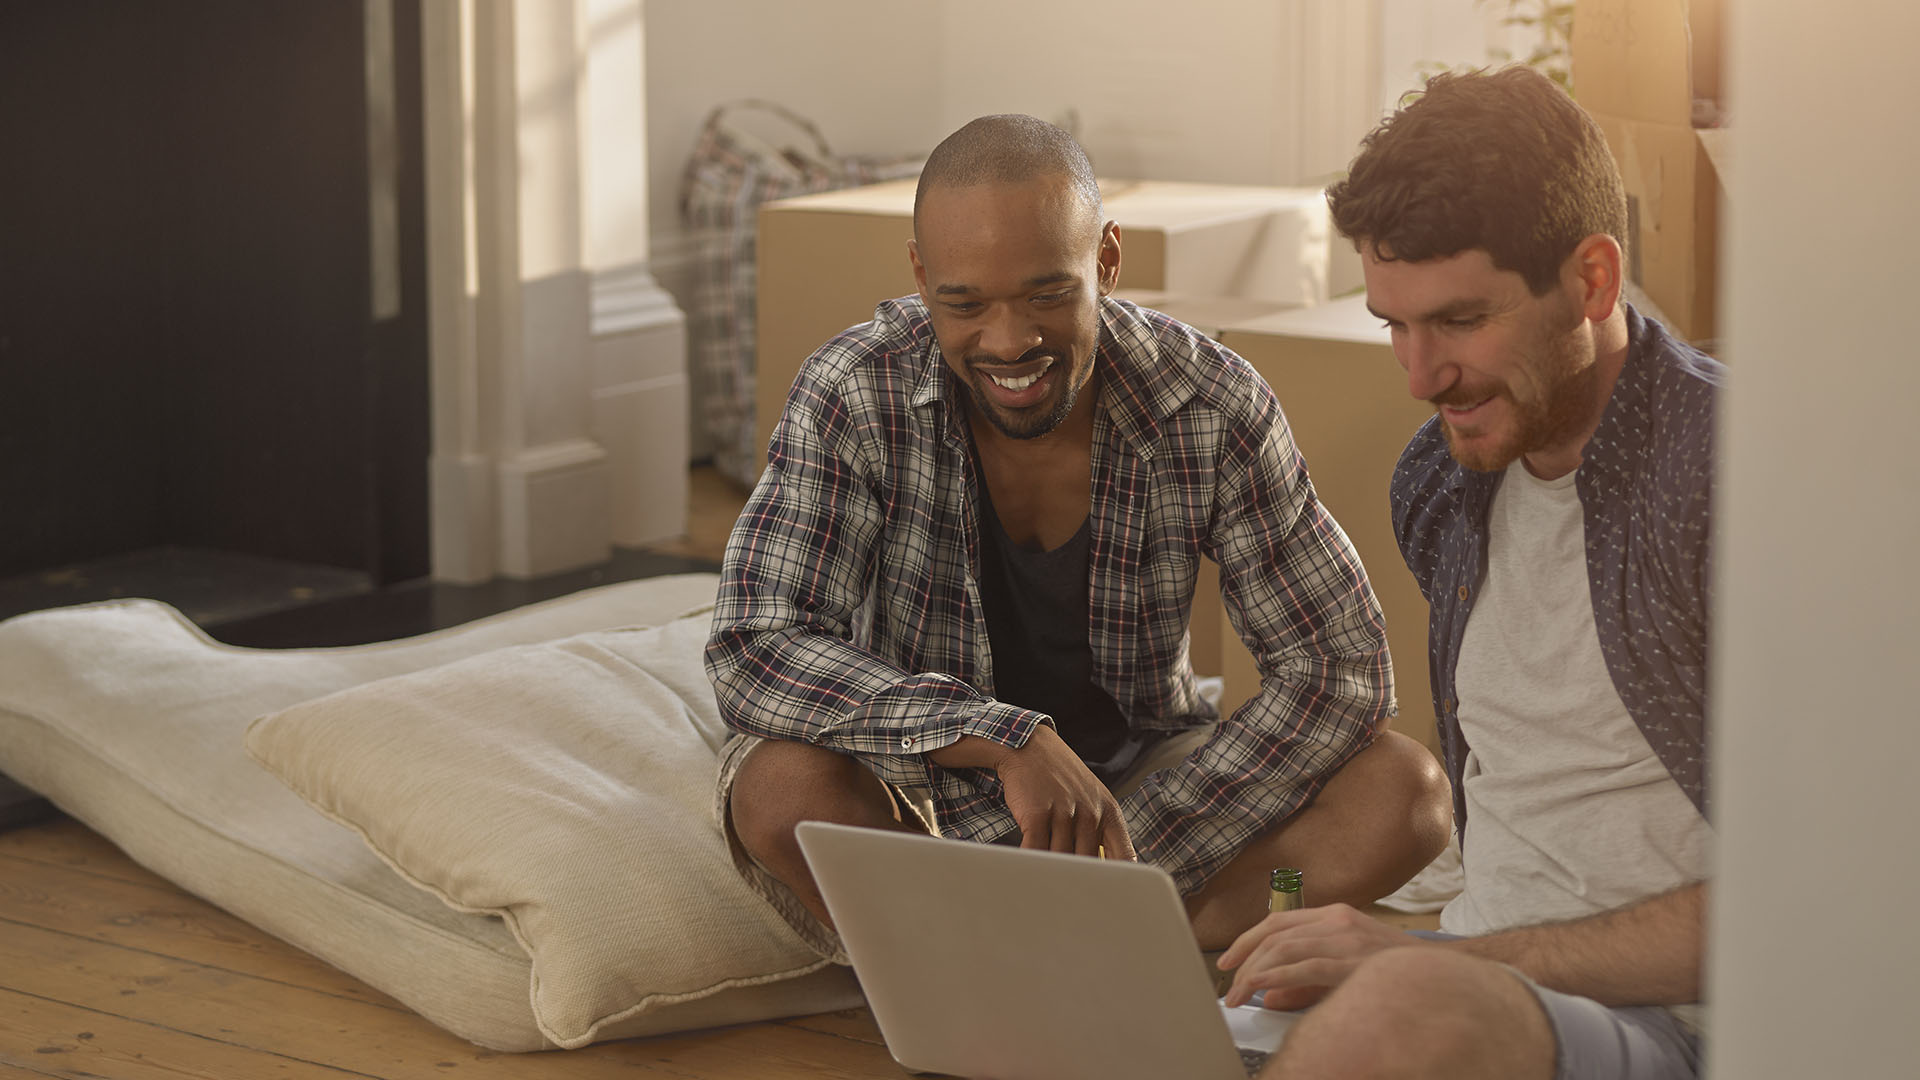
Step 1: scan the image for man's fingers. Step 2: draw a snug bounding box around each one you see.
[1218,906,1431,1009]
[1258,984,1329,1012]
[1218,909,1311,970]
[1100,814,1136,861]
[1016,810,1050,850]
[1050,806,1078,854]
[1074,805,1106,856]
[1020,804,1127,858]
[1224,954,1348,1008]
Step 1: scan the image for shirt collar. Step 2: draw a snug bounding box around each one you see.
[1577,302,1660,489]
[903,298,947,410]
[1093,297,1200,461]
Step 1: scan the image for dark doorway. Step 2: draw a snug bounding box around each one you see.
[0,0,430,625]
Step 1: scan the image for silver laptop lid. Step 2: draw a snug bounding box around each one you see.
[795,821,1251,1080]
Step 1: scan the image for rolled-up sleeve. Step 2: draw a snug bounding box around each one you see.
[705,359,1043,791]
[1121,378,1394,893]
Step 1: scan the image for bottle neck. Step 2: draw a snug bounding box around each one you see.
[1269,868,1304,913]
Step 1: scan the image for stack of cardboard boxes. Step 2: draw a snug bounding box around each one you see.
[1573,0,1728,346]
[753,178,1331,463]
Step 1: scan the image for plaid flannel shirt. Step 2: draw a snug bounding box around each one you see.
[706,295,1393,892]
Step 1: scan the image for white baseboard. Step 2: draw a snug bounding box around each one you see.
[430,453,498,584]
[495,439,612,578]
[593,374,691,547]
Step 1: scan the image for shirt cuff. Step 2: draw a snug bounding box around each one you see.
[942,698,1049,752]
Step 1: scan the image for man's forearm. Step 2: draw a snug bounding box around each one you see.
[1448,881,1707,1006]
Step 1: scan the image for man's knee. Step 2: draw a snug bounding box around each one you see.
[1341,946,1524,1019]
[729,740,895,860]
[1326,731,1452,865]
[1277,948,1555,1078]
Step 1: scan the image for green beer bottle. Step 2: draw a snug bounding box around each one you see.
[1269,867,1304,913]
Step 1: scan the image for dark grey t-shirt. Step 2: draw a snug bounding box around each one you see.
[974,483,1144,781]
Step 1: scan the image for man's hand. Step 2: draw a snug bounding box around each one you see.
[1219,883,1708,1014]
[1217,903,1426,1010]
[928,726,1135,859]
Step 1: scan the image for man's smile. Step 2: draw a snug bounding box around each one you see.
[1438,396,1494,422]
[971,355,1060,407]
[988,367,1047,391]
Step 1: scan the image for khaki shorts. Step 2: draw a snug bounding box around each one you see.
[713,724,1215,962]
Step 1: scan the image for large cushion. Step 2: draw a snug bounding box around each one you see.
[245,618,831,1048]
[0,575,861,1050]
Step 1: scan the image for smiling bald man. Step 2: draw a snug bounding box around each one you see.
[704,114,1449,964]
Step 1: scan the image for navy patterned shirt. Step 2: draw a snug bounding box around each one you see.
[708,295,1394,893]
[1392,305,1723,835]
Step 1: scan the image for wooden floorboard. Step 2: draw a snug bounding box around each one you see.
[775,1010,889,1048]
[634,466,751,565]
[0,814,911,1080]
[0,986,374,1080]
[0,854,399,1011]
[0,818,170,889]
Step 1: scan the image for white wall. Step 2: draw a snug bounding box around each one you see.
[1706,2,1920,1077]
[932,0,1341,187]
[1379,0,1547,110]
[643,0,1418,283]
[642,0,1545,448]
[643,0,942,291]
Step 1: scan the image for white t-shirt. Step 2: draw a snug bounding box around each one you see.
[1442,460,1711,1024]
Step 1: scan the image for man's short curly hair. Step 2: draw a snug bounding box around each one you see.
[1326,66,1628,296]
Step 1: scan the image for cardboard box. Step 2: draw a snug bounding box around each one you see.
[1211,297,1441,756]
[755,179,1333,468]
[1110,289,1302,340]
[1573,0,1728,344]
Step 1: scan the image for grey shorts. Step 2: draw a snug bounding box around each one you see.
[1528,979,1701,1080]
[713,724,1216,963]
[1415,932,1702,1080]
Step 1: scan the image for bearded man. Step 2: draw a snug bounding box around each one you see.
[705,113,1450,961]
[1218,66,1722,1080]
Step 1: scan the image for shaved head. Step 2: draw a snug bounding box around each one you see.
[906,116,1119,444]
[913,114,1102,239]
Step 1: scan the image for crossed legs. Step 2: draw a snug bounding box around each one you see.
[730,728,1451,942]
[1184,730,1451,948]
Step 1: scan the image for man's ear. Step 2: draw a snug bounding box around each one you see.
[1096,221,1122,296]
[908,237,929,300]
[1568,233,1624,323]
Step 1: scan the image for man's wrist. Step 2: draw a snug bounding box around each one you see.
[1443,927,1533,976]
[923,703,1050,765]
[927,731,1026,769]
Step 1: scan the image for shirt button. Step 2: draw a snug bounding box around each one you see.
[1443,698,1455,713]
[900,736,914,749]
[1457,585,1470,601]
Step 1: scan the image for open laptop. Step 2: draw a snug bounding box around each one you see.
[795,821,1296,1079]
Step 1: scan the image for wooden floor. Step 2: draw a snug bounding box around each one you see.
[0,465,1437,1079]
[0,817,909,1079]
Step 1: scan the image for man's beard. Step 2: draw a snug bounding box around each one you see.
[964,349,1085,440]
[1440,317,1595,472]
